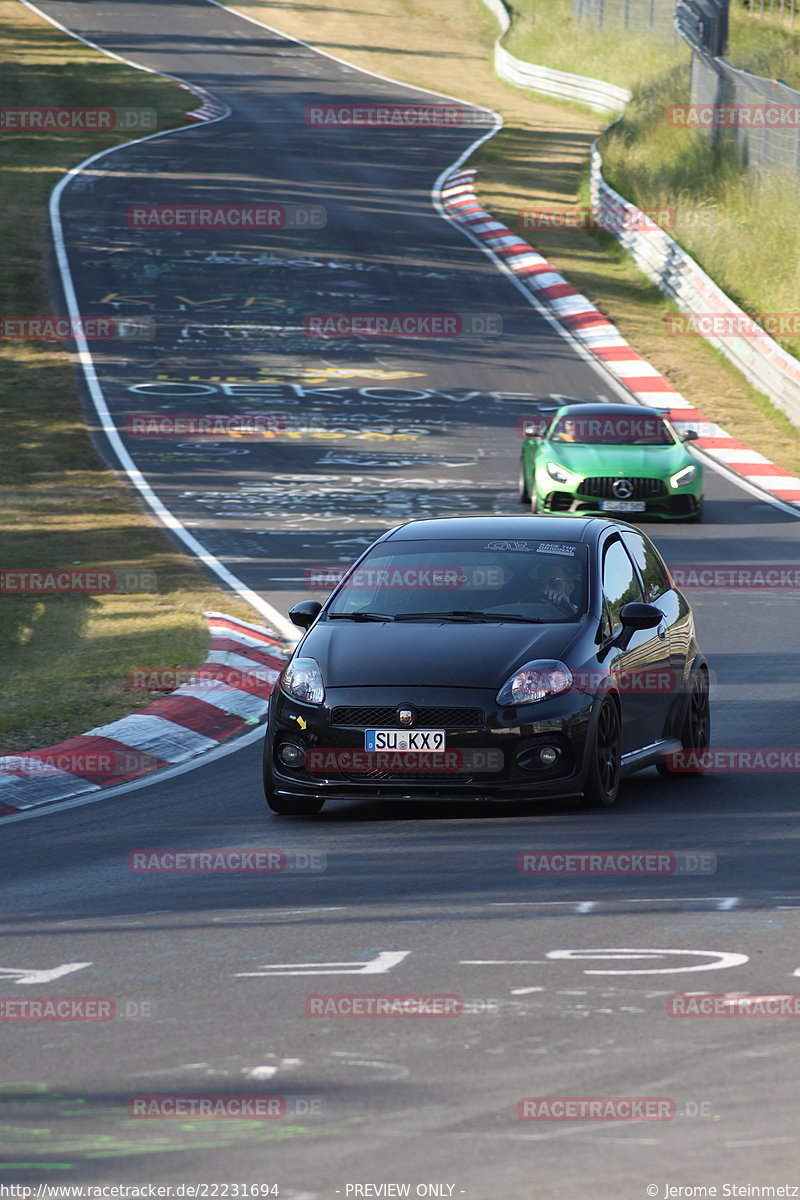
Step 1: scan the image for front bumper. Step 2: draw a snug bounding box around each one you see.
[535,474,703,519]
[265,685,596,801]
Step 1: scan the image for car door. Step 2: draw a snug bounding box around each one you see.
[600,535,671,753]
[621,528,686,737]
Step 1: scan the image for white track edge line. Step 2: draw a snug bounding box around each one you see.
[20,0,299,642]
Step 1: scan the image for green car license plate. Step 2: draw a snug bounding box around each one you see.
[600,500,647,513]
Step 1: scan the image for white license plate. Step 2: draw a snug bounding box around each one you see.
[365,729,446,752]
[600,500,647,513]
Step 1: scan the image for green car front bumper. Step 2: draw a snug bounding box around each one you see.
[531,467,703,520]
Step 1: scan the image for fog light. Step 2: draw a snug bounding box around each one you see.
[278,742,304,768]
[516,744,563,771]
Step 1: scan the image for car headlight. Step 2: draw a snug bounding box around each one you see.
[497,660,573,706]
[670,464,697,488]
[546,461,580,486]
[280,657,325,705]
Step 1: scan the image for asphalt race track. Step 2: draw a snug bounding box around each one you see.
[4,0,800,1194]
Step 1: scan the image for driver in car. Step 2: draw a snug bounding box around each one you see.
[534,559,581,615]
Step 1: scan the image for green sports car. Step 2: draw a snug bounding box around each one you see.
[519,402,703,522]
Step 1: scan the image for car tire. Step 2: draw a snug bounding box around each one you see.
[579,698,621,808]
[518,460,531,505]
[657,666,710,776]
[682,501,703,524]
[530,489,539,513]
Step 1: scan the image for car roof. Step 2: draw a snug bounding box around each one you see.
[382,516,627,544]
[552,402,668,418]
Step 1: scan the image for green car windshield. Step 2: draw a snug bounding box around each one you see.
[550,413,674,445]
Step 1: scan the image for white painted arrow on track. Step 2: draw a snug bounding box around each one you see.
[235,951,411,977]
[0,962,92,986]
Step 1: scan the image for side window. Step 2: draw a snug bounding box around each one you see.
[622,531,672,602]
[602,538,644,630]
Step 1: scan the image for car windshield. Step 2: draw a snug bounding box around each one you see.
[550,413,674,445]
[325,538,589,623]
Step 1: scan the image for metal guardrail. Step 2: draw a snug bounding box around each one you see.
[589,144,800,425]
[480,0,631,114]
[494,41,632,113]
[478,0,800,426]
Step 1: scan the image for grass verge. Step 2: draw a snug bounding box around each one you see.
[503,0,800,358]
[0,1,261,755]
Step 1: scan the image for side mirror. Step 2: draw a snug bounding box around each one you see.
[522,421,546,439]
[620,601,663,631]
[289,600,322,630]
[680,429,699,442]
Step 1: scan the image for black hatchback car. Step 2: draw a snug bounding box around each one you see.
[263,516,710,814]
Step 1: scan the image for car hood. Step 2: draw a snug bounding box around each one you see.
[300,620,580,689]
[544,442,690,477]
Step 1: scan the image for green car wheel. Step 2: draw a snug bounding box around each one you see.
[518,459,530,505]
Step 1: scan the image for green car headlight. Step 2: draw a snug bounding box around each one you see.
[546,461,581,486]
[670,465,697,488]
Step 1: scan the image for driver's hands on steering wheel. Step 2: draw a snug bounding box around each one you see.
[540,571,579,614]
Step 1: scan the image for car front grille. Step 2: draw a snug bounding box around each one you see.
[580,477,668,499]
[330,706,485,728]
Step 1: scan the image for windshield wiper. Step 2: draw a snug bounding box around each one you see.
[328,611,395,622]
[394,610,545,623]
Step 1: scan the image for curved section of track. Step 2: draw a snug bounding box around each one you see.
[4,0,800,1192]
